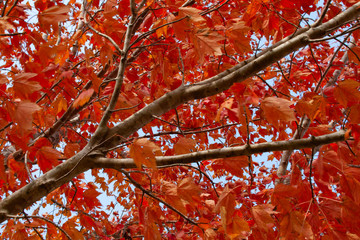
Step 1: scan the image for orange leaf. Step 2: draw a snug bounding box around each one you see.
[192,29,224,63]
[36,146,62,172]
[13,73,41,99]
[73,88,94,109]
[279,211,313,239]
[39,5,71,31]
[62,219,84,240]
[295,95,323,121]
[0,73,8,84]
[334,79,360,107]
[215,186,236,220]
[161,181,186,213]
[227,19,251,54]
[261,97,295,127]
[52,95,68,114]
[251,204,276,232]
[212,157,249,177]
[13,101,41,132]
[0,17,15,32]
[204,228,217,240]
[341,175,360,204]
[129,139,162,169]
[179,7,205,24]
[341,196,360,231]
[215,98,234,122]
[348,46,360,65]
[144,222,161,240]
[226,214,250,239]
[83,183,101,210]
[237,104,251,136]
[0,155,6,183]
[64,143,80,158]
[174,137,196,155]
[177,177,201,203]
[345,129,351,140]
[349,105,360,123]
[79,214,98,232]
[154,18,168,38]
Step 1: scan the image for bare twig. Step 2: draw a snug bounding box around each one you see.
[7,214,72,239]
[0,32,25,37]
[24,152,35,182]
[5,0,18,16]
[120,169,199,226]
[314,0,332,27]
[87,24,123,55]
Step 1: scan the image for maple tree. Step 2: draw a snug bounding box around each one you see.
[1,0,360,238]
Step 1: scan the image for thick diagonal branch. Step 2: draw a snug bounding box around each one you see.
[99,2,360,151]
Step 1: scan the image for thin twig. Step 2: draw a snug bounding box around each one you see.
[120,169,199,226]
[200,0,230,16]
[315,33,351,92]
[7,214,72,239]
[177,46,185,84]
[243,105,250,146]
[174,108,184,135]
[313,0,332,27]
[110,103,141,112]
[51,199,98,222]
[152,115,180,128]
[21,211,44,240]
[87,24,123,55]
[0,32,25,37]
[24,152,35,181]
[157,163,219,197]
[1,0,9,17]
[309,146,315,200]
[276,61,293,87]
[5,0,18,16]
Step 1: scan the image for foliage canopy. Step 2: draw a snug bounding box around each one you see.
[1,0,360,239]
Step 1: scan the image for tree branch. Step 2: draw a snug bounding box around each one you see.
[0,2,359,227]
[98,2,360,151]
[91,131,346,169]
